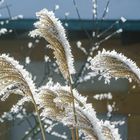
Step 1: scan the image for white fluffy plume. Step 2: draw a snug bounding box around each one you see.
[90,49,140,84]
[30,9,75,80]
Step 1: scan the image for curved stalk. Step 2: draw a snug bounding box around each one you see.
[31,95,46,140]
[71,128,75,140]
[69,74,79,140]
[21,88,46,140]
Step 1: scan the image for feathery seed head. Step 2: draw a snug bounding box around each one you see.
[90,49,140,85]
[30,9,75,80]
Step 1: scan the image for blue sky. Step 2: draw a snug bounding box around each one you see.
[0,0,139,20]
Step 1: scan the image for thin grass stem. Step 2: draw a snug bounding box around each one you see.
[20,90,46,140]
[31,96,46,140]
[71,128,75,140]
[69,74,79,140]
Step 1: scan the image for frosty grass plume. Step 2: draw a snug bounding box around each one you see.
[29,9,75,80]
[0,54,36,99]
[36,81,121,140]
[90,49,140,84]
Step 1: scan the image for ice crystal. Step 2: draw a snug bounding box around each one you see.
[28,42,33,48]
[25,56,31,64]
[76,41,87,54]
[120,17,127,23]
[55,5,60,11]
[0,28,7,35]
[93,92,112,100]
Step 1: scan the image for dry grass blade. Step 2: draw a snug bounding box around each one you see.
[38,85,84,121]
[0,54,35,100]
[90,49,140,84]
[0,55,46,140]
[64,106,119,140]
[38,84,86,110]
[38,85,120,140]
[30,9,75,80]
[74,108,99,140]
[38,87,97,138]
[38,88,65,121]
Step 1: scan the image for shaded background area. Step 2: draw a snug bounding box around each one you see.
[1,0,140,19]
